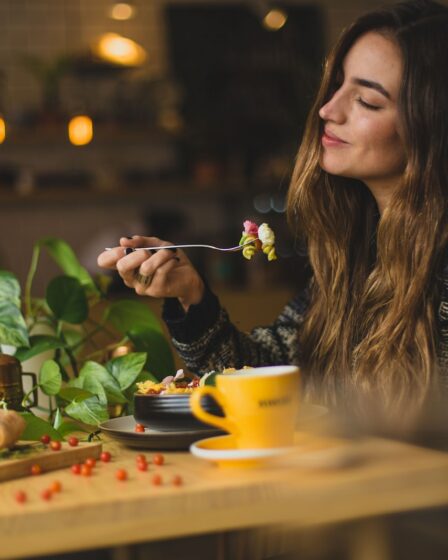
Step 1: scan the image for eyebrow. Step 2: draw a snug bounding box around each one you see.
[351,77,391,99]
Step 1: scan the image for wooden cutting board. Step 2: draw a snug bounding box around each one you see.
[0,441,102,482]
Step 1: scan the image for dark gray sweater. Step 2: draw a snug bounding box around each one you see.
[163,268,448,388]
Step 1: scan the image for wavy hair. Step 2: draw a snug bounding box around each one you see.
[287,0,448,416]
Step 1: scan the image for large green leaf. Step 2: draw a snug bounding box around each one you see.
[46,276,88,324]
[78,361,127,404]
[19,412,62,441]
[0,270,21,307]
[123,369,158,410]
[106,352,147,391]
[104,300,162,334]
[65,397,109,426]
[0,301,29,347]
[39,359,62,395]
[57,420,88,437]
[37,237,96,292]
[128,327,175,380]
[53,407,63,430]
[67,376,83,389]
[82,375,108,406]
[14,335,63,362]
[60,326,83,354]
[58,387,95,402]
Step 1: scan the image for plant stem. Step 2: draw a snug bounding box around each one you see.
[57,322,79,377]
[48,395,54,418]
[70,324,104,352]
[24,244,41,320]
[84,337,128,362]
[87,317,117,339]
[21,385,39,409]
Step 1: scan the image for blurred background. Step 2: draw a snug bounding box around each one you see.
[0,0,402,324]
[2,5,448,560]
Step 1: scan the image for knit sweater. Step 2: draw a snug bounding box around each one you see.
[163,268,448,387]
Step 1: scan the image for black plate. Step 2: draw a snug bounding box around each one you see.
[99,416,222,450]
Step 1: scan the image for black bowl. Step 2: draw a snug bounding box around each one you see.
[133,393,224,432]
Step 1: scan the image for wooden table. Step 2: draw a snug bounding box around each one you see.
[1,435,448,559]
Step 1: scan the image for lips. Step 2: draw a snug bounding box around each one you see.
[322,127,348,147]
[323,128,347,143]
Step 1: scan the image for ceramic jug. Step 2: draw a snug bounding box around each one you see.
[0,354,38,410]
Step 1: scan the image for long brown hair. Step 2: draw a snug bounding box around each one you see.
[287,0,448,415]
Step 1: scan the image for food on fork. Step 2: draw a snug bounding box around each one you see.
[239,220,277,261]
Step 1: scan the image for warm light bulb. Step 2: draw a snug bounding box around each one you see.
[68,115,93,146]
[263,8,288,31]
[0,117,5,144]
[94,33,146,66]
[110,2,135,21]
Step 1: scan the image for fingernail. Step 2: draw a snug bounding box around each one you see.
[125,248,134,255]
[146,249,157,255]
[125,236,134,240]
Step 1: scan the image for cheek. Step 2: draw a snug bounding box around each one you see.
[358,118,405,167]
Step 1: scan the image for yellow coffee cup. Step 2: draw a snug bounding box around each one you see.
[190,365,300,449]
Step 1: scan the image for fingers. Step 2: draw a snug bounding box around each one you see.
[116,249,149,287]
[97,235,174,270]
[97,246,125,269]
[138,248,180,277]
[98,234,188,298]
[140,255,181,298]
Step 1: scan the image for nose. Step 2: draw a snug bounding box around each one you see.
[319,89,346,123]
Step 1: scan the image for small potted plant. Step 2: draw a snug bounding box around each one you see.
[0,237,174,441]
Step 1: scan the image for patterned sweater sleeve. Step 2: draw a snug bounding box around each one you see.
[162,284,309,374]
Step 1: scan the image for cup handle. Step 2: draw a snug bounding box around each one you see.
[190,386,238,434]
[22,372,39,407]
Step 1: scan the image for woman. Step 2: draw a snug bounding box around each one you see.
[98,0,448,419]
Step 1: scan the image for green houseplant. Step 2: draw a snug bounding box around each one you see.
[0,237,175,441]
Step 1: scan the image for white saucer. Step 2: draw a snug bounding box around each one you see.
[190,434,294,468]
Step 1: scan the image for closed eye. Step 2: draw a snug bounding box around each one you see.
[356,97,381,111]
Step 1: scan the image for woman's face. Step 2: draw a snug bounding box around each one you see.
[319,32,405,206]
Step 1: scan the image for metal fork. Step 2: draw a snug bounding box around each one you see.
[105,239,258,253]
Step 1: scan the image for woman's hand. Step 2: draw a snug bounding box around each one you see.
[97,235,205,312]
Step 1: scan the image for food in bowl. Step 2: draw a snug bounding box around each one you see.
[136,369,199,395]
[133,368,252,432]
[134,369,220,432]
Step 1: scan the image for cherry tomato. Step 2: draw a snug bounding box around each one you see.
[71,463,81,475]
[151,474,162,486]
[100,451,112,463]
[172,475,183,487]
[84,457,96,468]
[50,480,62,493]
[50,440,61,451]
[115,468,128,481]
[30,464,42,476]
[153,453,165,466]
[15,490,27,503]
[81,464,92,477]
[68,436,79,447]
[135,454,146,463]
[41,488,52,501]
[135,424,145,433]
[40,434,50,445]
[137,461,148,472]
